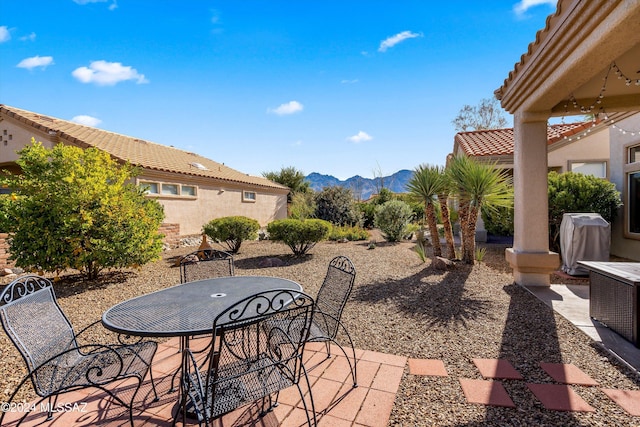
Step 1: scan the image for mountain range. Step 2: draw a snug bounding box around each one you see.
[305,169,413,200]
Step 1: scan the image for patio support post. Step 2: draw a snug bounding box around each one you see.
[506,111,559,286]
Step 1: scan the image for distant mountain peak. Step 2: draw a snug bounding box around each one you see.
[305,169,412,200]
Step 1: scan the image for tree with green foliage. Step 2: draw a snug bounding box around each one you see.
[262,166,310,203]
[314,186,361,226]
[547,171,621,252]
[0,140,165,279]
[448,155,513,264]
[267,218,330,256]
[202,216,260,253]
[289,191,316,220]
[374,200,414,242]
[407,164,455,259]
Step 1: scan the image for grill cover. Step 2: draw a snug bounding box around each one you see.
[560,213,610,276]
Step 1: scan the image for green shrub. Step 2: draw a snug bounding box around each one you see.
[290,191,316,220]
[482,205,514,236]
[0,140,165,279]
[203,216,260,253]
[328,225,370,241]
[357,202,376,229]
[314,186,361,226]
[267,218,330,256]
[548,171,622,252]
[374,200,414,242]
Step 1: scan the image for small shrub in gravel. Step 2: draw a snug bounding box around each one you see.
[202,216,260,253]
[267,218,330,255]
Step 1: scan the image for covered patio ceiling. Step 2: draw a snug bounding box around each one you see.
[495,0,640,117]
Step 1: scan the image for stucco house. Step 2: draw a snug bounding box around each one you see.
[453,120,613,178]
[0,104,289,247]
[494,0,640,286]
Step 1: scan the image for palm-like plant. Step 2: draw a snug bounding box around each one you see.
[407,164,454,259]
[448,156,513,264]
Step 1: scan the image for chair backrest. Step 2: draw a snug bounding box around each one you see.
[196,289,314,419]
[0,275,79,381]
[314,256,356,339]
[180,249,234,283]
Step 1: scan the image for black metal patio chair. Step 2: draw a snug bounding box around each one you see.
[179,249,234,284]
[0,275,158,427]
[180,289,316,426]
[308,255,358,387]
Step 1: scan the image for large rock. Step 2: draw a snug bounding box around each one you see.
[432,256,455,270]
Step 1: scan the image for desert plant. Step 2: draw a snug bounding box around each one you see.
[290,191,316,220]
[547,171,621,252]
[475,246,487,262]
[374,200,414,242]
[356,202,376,228]
[328,225,370,241]
[482,204,514,236]
[314,186,361,226]
[414,240,427,263]
[262,166,310,203]
[203,216,260,253]
[448,155,513,264]
[267,218,330,255]
[0,140,165,279]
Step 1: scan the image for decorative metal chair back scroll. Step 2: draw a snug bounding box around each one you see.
[181,289,317,426]
[0,275,158,427]
[308,255,358,387]
[180,249,235,283]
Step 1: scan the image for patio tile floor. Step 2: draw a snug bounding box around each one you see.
[2,338,407,427]
[472,358,523,380]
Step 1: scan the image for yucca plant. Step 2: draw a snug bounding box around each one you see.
[448,155,513,264]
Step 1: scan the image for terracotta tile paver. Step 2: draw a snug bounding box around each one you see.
[360,349,407,367]
[355,388,397,427]
[370,364,405,393]
[601,389,640,416]
[473,358,523,380]
[458,378,516,408]
[539,363,599,386]
[407,358,448,377]
[527,383,596,412]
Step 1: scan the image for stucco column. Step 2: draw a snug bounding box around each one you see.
[505,111,559,286]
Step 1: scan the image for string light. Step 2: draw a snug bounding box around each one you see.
[612,62,640,86]
[601,109,639,137]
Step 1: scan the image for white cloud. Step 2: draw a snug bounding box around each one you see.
[72,60,148,86]
[378,31,421,52]
[73,0,118,10]
[513,0,556,17]
[341,79,359,84]
[71,115,102,127]
[0,26,10,43]
[268,100,304,116]
[19,32,36,42]
[16,55,54,70]
[347,131,373,143]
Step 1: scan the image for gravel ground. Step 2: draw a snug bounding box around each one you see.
[1,234,639,426]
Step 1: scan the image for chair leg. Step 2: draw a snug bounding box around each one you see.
[298,363,317,426]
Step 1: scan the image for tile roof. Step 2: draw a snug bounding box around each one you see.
[454,121,595,157]
[0,104,288,191]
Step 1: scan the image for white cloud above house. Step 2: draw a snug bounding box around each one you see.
[71,115,102,127]
[378,31,421,52]
[72,60,148,86]
[268,101,304,116]
[16,55,54,70]
[513,0,556,17]
[19,32,36,42]
[0,26,10,43]
[347,131,373,143]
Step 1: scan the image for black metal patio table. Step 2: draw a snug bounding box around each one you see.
[101,276,303,421]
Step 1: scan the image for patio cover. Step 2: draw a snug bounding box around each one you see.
[560,213,610,276]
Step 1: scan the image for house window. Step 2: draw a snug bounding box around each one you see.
[568,161,607,178]
[181,185,196,196]
[627,144,640,237]
[630,172,640,234]
[243,191,256,202]
[161,183,179,195]
[141,182,159,194]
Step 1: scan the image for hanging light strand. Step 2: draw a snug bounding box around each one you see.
[601,109,640,137]
[612,61,640,87]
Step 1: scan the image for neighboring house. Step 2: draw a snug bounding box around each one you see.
[0,105,289,246]
[452,120,611,178]
[494,0,640,286]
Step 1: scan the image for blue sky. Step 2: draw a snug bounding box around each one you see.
[1,0,557,180]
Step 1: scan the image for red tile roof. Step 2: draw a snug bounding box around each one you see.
[454,121,594,157]
[1,105,287,191]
